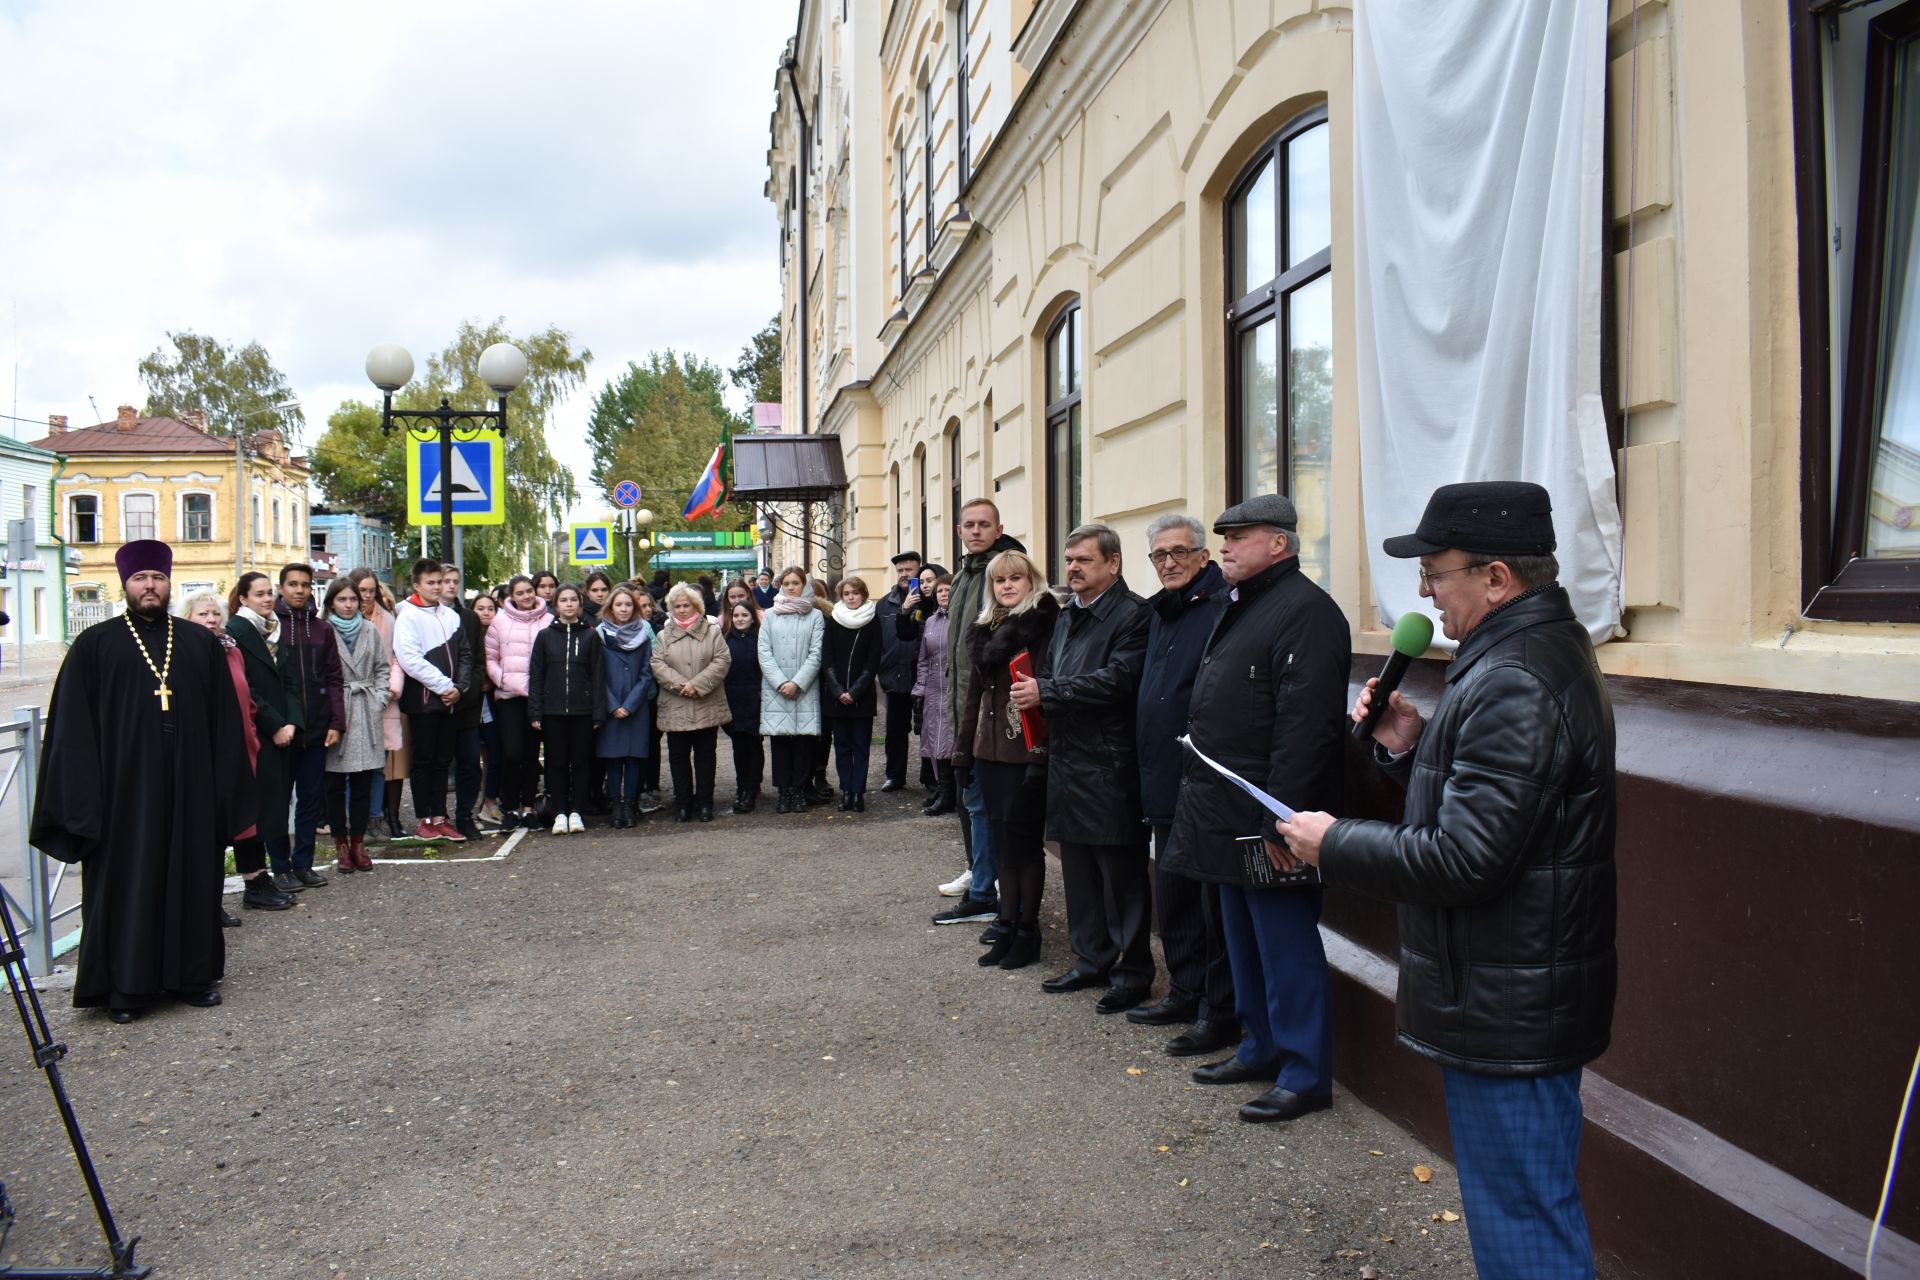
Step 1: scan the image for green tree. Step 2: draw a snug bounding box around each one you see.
[312,319,588,586]
[728,314,782,406]
[137,331,305,439]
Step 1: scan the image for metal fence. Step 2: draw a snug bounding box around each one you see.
[66,601,110,635]
[0,706,60,974]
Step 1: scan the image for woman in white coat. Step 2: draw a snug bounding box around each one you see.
[757,564,826,814]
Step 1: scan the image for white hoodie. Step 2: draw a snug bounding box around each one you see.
[393,595,462,695]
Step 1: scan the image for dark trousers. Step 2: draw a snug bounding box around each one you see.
[452,725,482,822]
[725,726,764,792]
[1058,838,1156,986]
[1151,823,1236,1024]
[1444,1067,1595,1279]
[769,735,811,788]
[883,690,914,784]
[668,726,718,808]
[480,716,502,801]
[606,756,643,804]
[492,698,541,811]
[829,717,873,795]
[543,714,593,816]
[268,743,328,873]
[641,726,663,792]
[1217,884,1330,1097]
[325,768,380,839]
[407,712,457,820]
[234,838,268,876]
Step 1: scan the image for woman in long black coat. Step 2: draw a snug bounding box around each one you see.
[225,572,300,895]
[820,576,882,811]
[721,599,765,813]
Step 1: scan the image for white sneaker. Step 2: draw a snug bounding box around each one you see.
[551,814,569,836]
[567,812,586,833]
[938,869,973,897]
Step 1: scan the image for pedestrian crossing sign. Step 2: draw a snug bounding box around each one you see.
[569,523,614,565]
[406,430,506,526]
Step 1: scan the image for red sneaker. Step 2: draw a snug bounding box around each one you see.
[432,820,467,843]
[412,820,442,841]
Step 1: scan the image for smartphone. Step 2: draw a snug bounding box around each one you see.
[907,576,921,593]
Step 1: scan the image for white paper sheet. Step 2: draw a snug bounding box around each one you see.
[1179,735,1296,822]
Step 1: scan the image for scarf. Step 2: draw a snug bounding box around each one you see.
[671,613,701,631]
[598,615,650,651]
[832,598,877,630]
[770,592,814,616]
[238,602,277,641]
[328,611,363,645]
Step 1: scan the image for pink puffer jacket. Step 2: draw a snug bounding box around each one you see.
[487,599,551,699]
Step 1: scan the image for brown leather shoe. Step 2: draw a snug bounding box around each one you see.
[351,836,374,872]
[334,841,355,874]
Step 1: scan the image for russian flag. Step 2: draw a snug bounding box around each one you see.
[682,444,726,521]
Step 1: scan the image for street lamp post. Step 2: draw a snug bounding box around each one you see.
[364,342,529,579]
[633,508,654,581]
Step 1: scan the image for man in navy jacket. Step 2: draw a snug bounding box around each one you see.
[1128,514,1236,1057]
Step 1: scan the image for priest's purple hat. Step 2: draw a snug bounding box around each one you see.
[115,539,173,582]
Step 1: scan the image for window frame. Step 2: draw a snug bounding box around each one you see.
[1044,302,1085,574]
[923,75,938,255]
[956,0,972,185]
[897,138,910,297]
[915,443,929,554]
[892,462,903,551]
[66,491,101,544]
[178,489,216,543]
[1791,0,1920,621]
[948,421,963,568]
[120,490,159,544]
[1224,104,1333,508]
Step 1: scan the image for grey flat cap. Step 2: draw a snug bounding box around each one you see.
[1212,494,1297,533]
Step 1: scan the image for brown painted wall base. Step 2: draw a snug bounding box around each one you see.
[1325,659,1920,1279]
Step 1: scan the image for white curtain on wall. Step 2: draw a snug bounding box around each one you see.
[1352,0,1623,645]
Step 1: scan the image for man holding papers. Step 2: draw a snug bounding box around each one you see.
[1275,481,1616,1280]
[1161,494,1350,1123]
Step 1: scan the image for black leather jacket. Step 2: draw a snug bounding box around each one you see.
[1321,585,1617,1077]
[1161,558,1351,884]
[1035,578,1151,847]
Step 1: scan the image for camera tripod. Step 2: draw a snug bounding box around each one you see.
[0,887,149,1278]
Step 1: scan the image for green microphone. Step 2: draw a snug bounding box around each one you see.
[1353,612,1435,741]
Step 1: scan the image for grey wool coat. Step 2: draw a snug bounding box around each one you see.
[325,622,391,774]
[757,605,825,737]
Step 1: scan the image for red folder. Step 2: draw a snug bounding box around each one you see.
[1009,650,1046,751]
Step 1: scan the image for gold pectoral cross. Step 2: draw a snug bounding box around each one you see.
[155,681,172,712]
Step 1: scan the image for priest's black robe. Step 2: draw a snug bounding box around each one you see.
[30,612,255,1010]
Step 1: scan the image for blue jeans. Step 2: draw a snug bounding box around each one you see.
[268,743,328,874]
[1443,1068,1594,1280]
[367,770,384,818]
[963,773,997,903]
[1217,884,1331,1097]
[607,757,643,804]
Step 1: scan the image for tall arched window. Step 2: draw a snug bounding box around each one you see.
[891,462,902,551]
[1044,302,1084,572]
[1226,106,1332,584]
[946,420,963,568]
[914,444,928,556]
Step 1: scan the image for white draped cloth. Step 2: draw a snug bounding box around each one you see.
[1352,0,1622,645]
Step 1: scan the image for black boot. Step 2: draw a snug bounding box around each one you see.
[731,787,756,815]
[998,924,1042,970]
[775,788,793,814]
[851,793,865,812]
[674,805,692,823]
[978,919,1017,966]
[923,781,956,817]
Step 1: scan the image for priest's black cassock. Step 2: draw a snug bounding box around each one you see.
[31,611,255,1011]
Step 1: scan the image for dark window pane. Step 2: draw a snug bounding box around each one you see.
[1288,273,1335,585]
[1239,319,1279,497]
[1232,157,1276,297]
[1866,33,1920,559]
[1286,123,1331,268]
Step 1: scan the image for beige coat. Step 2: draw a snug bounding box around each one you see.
[650,614,732,732]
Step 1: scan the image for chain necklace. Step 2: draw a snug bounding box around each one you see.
[125,612,175,712]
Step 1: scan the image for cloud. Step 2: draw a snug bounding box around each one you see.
[0,0,793,523]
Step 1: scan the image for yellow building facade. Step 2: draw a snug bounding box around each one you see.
[34,407,313,604]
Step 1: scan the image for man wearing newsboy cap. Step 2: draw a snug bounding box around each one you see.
[1274,481,1617,1280]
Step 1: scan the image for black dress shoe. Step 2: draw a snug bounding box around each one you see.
[850,793,865,812]
[1041,966,1111,994]
[107,1009,136,1024]
[272,871,305,894]
[1165,1020,1242,1058]
[455,816,483,841]
[880,778,904,793]
[173,988,223,1009]
[221,908,243,929]
[698,805,714,822]
[243,879,294,911]
[674,807,692,824]
[293,867,328,888]
[837,794,852,812]
[1095,984,1151,1015]
[1126,995,1200,1026]
[1191,1056,1279,1086]
[1239,1087,1333,1124]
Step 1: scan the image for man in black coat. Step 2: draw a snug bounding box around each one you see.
[873,549,922,792]
[1009,522,1154,1012]
[1162,495,1350,1125]
[1276,482,1615,1279]
[1126,514,1237,1057]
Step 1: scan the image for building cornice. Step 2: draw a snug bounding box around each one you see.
[964,0,1170,226]
[871,225,991,402]
[821,379,878,437]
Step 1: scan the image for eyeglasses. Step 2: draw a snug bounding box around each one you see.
[1148,546,1200,567]
[1417,563,1486,588]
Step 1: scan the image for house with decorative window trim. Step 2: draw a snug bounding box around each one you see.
[0,433,69,650]
[31,405,311,605]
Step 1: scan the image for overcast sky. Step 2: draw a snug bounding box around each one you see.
[0,0,793,523]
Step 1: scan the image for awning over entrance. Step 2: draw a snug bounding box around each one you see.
[730,432,847,503]
[648,549,759,570]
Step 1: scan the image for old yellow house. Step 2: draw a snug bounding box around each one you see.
[32,405,311,605]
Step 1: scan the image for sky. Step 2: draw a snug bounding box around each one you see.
[0,0,795,524]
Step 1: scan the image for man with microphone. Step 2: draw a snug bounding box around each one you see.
[1274,481,1617,1280]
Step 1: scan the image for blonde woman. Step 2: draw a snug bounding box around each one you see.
[949,549,1059,967]
[650,583,731,822]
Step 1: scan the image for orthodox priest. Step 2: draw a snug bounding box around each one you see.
[31,540,255,1023]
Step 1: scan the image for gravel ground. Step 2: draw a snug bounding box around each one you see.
[2,750,1477,1279]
